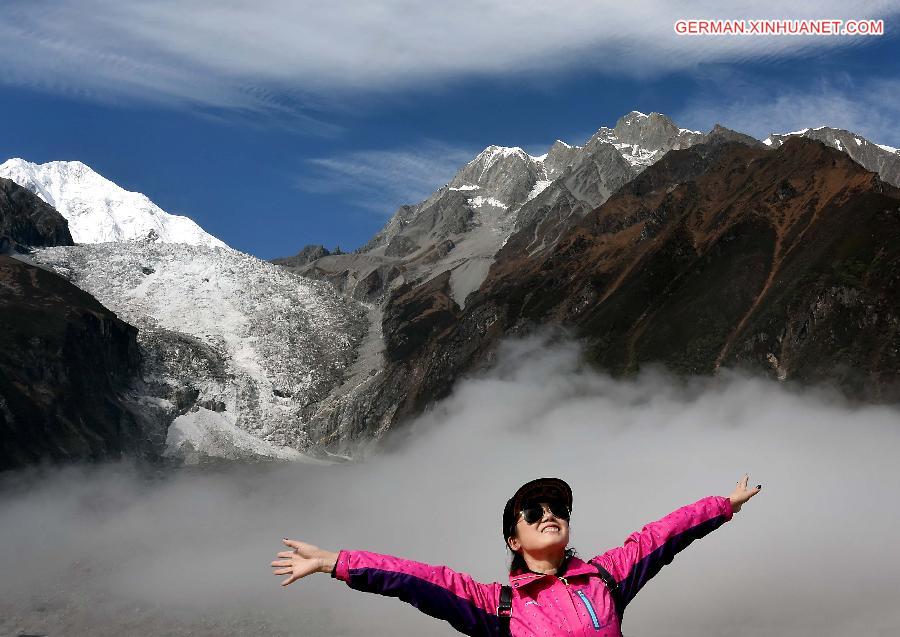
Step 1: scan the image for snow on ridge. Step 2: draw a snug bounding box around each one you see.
[474,144,559,168]
[469,195,509,209]
[526,179,552,202]
[0,157,226,248]
[475,145,529,161]
[464,145,540,184]
[610,141,659,168]
[449,184,480,191]
[767,128,899,156]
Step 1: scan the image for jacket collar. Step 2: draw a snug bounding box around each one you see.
[508,555,598,589]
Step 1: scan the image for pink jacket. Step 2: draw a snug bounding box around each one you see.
[332,495,733,637]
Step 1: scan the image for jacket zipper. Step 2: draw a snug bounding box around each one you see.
[558,576,601,631]
[575,590,601,630]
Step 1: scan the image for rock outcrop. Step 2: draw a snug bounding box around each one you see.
[0,176,73,249]
[0,256,150,470]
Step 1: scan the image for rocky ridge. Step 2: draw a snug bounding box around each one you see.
[765,126,900,187]
[374,137,900,426]
[269,111,900,456]
[285,112,711,304]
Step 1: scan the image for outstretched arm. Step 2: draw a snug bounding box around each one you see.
[592,474,761,615]
[271,539,504,637]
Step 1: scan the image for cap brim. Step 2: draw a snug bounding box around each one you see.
[511,478,573,517]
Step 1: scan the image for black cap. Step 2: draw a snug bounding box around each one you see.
[502,477,573,544]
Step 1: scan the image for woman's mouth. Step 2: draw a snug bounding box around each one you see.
[541,525,560,534]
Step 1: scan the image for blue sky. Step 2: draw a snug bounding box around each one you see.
[1,1,899,259]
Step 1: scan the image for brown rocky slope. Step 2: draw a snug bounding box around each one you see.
[380,137,900,425]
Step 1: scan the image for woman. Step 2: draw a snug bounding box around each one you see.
[271,474,761,636]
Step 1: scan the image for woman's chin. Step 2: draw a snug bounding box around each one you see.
[538,534,568,549]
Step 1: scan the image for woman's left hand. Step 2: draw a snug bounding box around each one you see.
[270,539,337,586]
[728,474,761,513]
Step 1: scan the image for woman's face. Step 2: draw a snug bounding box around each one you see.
[507,501,570,556]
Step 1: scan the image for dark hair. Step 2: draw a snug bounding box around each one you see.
[507,540,579,574]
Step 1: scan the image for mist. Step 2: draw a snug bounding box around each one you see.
[2,335,898,637]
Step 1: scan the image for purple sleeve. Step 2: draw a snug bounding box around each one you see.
[592,495,733,613]
[332,550,504,637]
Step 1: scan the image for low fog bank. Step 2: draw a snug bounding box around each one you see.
[2,335,899,637]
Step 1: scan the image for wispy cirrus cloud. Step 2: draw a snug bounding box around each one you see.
[3,0,899,122]
[295,141,476,214]
[676,74,900,148]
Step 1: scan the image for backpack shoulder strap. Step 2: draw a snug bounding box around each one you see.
[497,584,513,629]
[589,559,622,618]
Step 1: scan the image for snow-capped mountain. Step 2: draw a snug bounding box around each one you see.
[289,111,709,312]
[370,133,900,435]
[31,238,367,462]
[295,113,900,314]
[763,127,900,187]
[362,112,701,254]
[0,158,226,247]
[275,111,900,452]
[586,110,706,170]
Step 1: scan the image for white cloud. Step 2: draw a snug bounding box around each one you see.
[676,74,900,148]
[2,0,898,117]
[2,335,899,636]
[296,141,476,214]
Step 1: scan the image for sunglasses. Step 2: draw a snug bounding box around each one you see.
[517,500,571,525]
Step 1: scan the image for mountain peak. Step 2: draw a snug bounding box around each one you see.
[0,158,227,248]
[613,111,679,145]
[448,144,544,204]
[621,110,650,121]
[763,126,900,186]
[706,124,767,148]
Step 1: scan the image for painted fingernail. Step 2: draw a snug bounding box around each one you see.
[756,485,762,489]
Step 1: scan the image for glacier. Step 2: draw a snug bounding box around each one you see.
[30,238,368,462]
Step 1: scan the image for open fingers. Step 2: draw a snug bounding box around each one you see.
[271,559,292,567]
[272,567,292,576]
[281,574,301,587]
[282,538,302,549]
[276,551,295,558]
[743,475,764,494]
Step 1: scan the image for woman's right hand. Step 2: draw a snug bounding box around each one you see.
[271,539,338,587]
[728,474,762,513]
